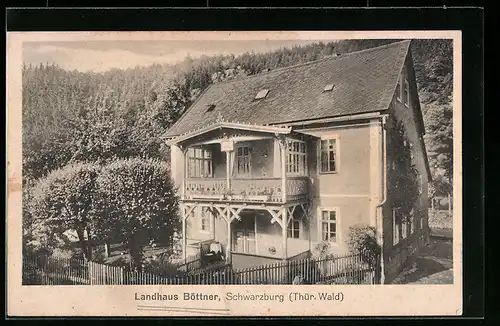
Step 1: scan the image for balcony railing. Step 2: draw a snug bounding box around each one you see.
[184,176,308,203]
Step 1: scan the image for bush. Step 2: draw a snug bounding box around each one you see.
[347,224,381,266]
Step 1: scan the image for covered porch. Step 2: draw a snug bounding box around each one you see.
[180,201,312,268]
[167,121,317,205]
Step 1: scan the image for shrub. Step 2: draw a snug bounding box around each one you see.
[314,241,332,259]
[347,224,381,266]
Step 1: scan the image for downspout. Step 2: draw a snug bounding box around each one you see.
[375,116,388,284]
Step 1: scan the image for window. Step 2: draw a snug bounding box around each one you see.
[199,207,212,233]
[409,209,415,234]
[396,78,401,101]
[393,208,400,245]
[206,104,216,112]
[404,79,410,107]
[323,83,335,92]
[418,175,423,194]
[287,219,300,239]
[319,137,338,173]
[287,139,307,175]
[401,216,408,239]
[188,148,212,178]
[420,213,424,229]
[255,89,269,100]
[236,146,251,176]
[320,209,337,243]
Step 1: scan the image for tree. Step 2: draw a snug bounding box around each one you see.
[423,101,453,195]
[94,158,180,271]
[27,162,100,260]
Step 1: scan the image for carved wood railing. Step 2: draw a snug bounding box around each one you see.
[184,176,309,202]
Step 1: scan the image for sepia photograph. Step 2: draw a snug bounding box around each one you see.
[7,30,462,316]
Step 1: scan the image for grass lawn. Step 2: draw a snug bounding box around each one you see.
[392,237,453,284]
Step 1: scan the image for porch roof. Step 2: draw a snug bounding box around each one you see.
[164,121,315,146]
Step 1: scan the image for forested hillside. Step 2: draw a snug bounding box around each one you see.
[22,39,452,196]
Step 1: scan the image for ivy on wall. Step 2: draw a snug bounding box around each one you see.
[388,116,420,223]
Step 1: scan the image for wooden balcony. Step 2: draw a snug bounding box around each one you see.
[184,176,309,203]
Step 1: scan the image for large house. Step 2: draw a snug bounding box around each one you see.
[164,40,431,283]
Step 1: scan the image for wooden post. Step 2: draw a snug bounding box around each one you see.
[182,148,188,200]
[104,242,109,258]
[182,204,187,262]
[227,210,232,264]
[280,137,287,202]
[254,214,258,255]
[226,151,231,192]
[282,207,288,261]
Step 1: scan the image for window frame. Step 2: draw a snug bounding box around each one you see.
[255,89,269,100]
[287,218,301,239]
[404,79,410,107]
[187,147,213,178]
[409,208,415,234]
[418,174,423,195]
[401,215,408,239]
[286,138,307,176]
[236,145,252,177]
[318,207,340,244]
[393,207,401,245]
[396,77,402,102]
[198,207,212,234]
[318,134,340,174]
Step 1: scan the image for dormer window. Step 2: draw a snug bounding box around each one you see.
[255,89,269,100]
[206,104,216,112]
[323,84,335,92]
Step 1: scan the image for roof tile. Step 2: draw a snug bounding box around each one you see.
[165,40,411,137]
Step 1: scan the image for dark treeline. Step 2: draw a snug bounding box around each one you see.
[22,39,452,196]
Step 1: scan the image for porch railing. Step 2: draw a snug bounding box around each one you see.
[184,176,308,202]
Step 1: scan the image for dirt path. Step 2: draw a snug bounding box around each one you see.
[392,236,453,284]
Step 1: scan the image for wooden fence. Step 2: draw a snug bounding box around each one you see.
[23,251,380,285]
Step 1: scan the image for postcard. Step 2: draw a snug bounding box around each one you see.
[7,30,462,316]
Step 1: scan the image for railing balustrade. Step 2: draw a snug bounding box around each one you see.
[184,176,309,202]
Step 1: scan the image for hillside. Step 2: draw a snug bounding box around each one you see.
[22,39,452,195]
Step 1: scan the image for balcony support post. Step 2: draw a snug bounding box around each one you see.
[226,210,232,265]
[182,147,188,200]
[282,207,288,260]
[278,136,287,202]
[181,203,187,262]
[226,151,231,193]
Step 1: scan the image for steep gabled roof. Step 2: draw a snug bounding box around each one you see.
[164,40,411,138]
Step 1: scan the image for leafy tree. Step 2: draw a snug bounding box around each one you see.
[423,100,453,197]
[94,158,179,271]
[27,162,100,260]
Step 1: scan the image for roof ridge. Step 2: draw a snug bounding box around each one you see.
[207,39,410,87]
